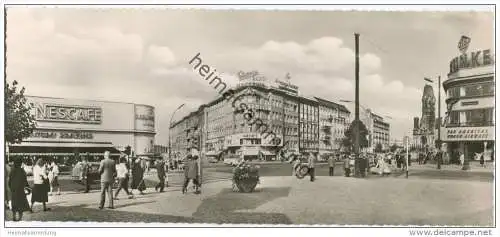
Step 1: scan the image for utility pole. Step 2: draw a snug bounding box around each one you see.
[354,33,360,177]
[437,75,441,150]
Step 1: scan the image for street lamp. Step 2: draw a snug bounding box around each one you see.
[168,103,185,160]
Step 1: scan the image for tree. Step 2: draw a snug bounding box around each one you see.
[390,143,398,153]
[5,80,36,145]
[342,120,369,152]
[374,143,383,153]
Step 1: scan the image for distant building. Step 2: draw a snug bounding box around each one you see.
[359,108,391,152]
[169,71,350,161]
[412,84,436,151]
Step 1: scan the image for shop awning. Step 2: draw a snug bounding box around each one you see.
[243,149,259,156]
[10,142,115,148]
[260,150,275,156]
[8,152,121,156]
[206,150,222,156]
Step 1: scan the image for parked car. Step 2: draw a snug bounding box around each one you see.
[207,157,218,163]
[223,158,240,166]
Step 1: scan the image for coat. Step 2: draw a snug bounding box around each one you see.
[156,160,166,178]
[343,159,350,169]
[328,157,335,167]
[131,159,146,190]
[9,167,31,212]
[185,159,199,179]
[98,158,116,183]
[308,155,316,168]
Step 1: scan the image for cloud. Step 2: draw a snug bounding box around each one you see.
[6,8,432,144]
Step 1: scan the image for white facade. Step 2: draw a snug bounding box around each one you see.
[442,45,495,162]
[10,96,155,156]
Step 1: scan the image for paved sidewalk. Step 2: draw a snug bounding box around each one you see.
[5,176,493,226]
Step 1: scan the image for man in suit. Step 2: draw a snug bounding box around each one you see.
[308,153,316,182]
[154,158,166,192]
[98,150,116,209]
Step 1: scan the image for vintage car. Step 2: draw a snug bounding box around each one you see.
[71,161,101,184]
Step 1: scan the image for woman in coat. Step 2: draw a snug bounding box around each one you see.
[9,158,31,221]
[31,158,50,212]
[182,155,199,194]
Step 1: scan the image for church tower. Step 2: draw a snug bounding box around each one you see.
[420,84,436,135]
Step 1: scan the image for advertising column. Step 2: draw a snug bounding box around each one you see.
[134,105,156,156]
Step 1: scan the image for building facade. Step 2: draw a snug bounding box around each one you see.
[359,108,391,152]
[169,71,350,161]
[442,37,495,162]
[9,96,156,158]
[315,97,350,156]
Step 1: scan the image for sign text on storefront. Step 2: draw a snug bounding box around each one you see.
[449,49,494,74]
[31,131,94,140]
[443,127,494,141]
[34,103,102,124]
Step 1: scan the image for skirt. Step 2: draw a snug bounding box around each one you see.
[31,184,48,203]
[11,190,30,212]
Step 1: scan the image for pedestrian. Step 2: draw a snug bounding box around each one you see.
[459,152,465,167]
[5,158,12,211]
[182,155,198,194]
[48,160,61,196]
[328,155,335,177]
[131,157,146,195]
[480,153,485,168]
[193,155,202,194]
[437,151,443,170]
[114,157,133,199]
[359,155,367,178]
[343,156,351,177]
[154,158,166,192]
[306,153,316,182]
[81,155,91,193]
[98,150,116,209]
[9,158,31,221]
[31,158,50,212]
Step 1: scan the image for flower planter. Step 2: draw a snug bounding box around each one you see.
[232,162,260,193]
[235,179,258,193]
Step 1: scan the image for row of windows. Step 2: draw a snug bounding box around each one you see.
[447,82,495,99]
[448,108,495,127]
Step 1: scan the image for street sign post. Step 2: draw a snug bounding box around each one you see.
[404,136,410,178]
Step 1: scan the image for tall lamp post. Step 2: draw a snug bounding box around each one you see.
[168,104,185,160]
[354,33,361,177]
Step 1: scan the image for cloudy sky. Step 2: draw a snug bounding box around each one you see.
[6,7,494,145]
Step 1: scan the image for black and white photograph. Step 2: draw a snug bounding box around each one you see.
[1,2,496,235]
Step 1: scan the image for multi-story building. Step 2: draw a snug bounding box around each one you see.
[9,96,156,159]
[315,97,350,157]
[441,36,495,162]
[169,71,351,160]
[169,107,204,160]
[371,113,391,150]
[359,108,391,152]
